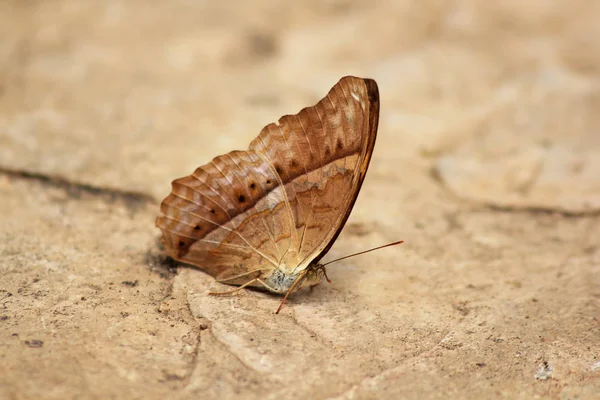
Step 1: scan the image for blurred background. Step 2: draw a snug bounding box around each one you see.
[2,0,599,214]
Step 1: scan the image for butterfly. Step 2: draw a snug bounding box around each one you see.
[156,76,380,313]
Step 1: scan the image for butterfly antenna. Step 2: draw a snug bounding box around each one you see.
[276,270,308,314]
[322,240,404,266]
[276,241,403,314]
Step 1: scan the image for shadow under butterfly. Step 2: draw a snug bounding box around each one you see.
[156,76,403,313]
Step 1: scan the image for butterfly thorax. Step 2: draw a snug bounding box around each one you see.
[265,264,325,294]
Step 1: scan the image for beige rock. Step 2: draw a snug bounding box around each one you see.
[1,1,599,399]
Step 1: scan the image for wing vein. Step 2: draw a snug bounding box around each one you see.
[226,153,283,261]
[210,160,280,267]
[257,134,297,263]
[276,123,304,260]
[294,114,317,263]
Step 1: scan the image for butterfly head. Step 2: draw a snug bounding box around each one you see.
[274,263,331,314]
[305,263,331,287]
[287,263,330,292]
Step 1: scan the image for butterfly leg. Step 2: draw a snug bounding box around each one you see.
[208,279,259,296]
[209,277,280,296]
[276,270,309,314]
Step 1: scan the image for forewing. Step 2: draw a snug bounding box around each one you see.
[248,76,379,269]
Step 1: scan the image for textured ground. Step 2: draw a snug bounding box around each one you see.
[1,1,599,399]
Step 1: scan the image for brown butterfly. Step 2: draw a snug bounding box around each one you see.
[156,76,381,312]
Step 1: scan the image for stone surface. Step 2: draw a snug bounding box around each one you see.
[1,1,599,399]
[435,76,600,214]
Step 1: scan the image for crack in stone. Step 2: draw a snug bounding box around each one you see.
[176,286,207,387]
[152,279,207,388]
[482,203,600,218]
[429,165,600,217]
[181,326,203,387]
[179,288,263,390]
[0,166,156,209]
[204,327,264,376]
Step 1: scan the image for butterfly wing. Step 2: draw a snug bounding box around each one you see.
[156,76,379,285]
[249,76,379,271]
